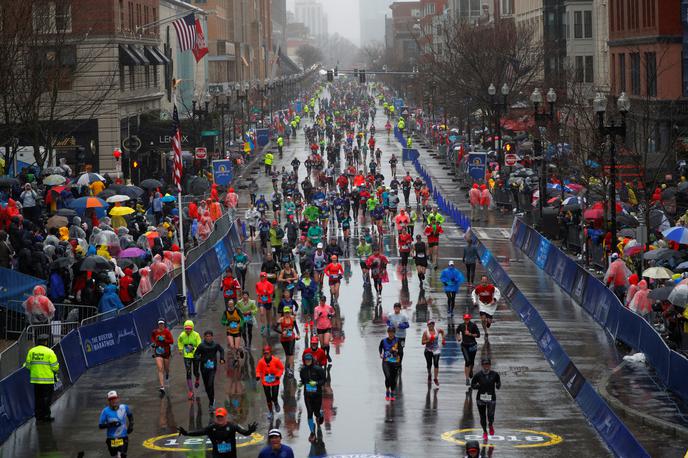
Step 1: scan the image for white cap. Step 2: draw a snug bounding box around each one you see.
[448,260,454,266]
[107,390,118,399]
[317,242,323,249]
[268,428,282,438]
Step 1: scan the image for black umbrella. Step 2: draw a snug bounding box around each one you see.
[56,208,77,217]
[98,188,117,200]
[80,255,113,272]
[117,258,137,270]
[648,286,675,301]
[140,179,163,190]
[616,213,639,228]
[0,176,19,187]
[189,177,210,195]
[619,228,636,238]
[562,203,582,212]
[50,257,72,270]
[111,185,144,199]
[649,209,668,229]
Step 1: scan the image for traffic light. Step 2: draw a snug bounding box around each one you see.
[132,160,139,169]
[504,142,513,153]
[359,70,366,83]
[326,70,333,82]
[353,68,359,78]
[334,66,338,77]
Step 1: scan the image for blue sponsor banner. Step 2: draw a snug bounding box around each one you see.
[256,128,270,147]
[393,98,404,113]
[0,267,45,311]
[534,237,551,269]
[0,368,33,444]
[214,239,230,271]
[132,299,165,349]
[212,160,233,187]
[467,152,486,182]
[79,314,141,367]
[60,329,87,383]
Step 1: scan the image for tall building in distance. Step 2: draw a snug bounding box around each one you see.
[295,0,328,39]
[360,0,394,45]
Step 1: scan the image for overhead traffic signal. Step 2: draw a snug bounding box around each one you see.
[334,66,338,77]
[326,70,333,82]
[353,68,359,78]
[359,70,366,83]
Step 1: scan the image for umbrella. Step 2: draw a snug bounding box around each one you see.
[93,230,119,246]
[562,196,582,206]
[114,185,144,199]
[50,257,72,270]
[97,188,117,200]
[110,206,134,216]
[56,208,77,217]
[0,176,19,187]
[46,215,68,229]
[106,195,130,203]
[80,255,112,272]
[661,187,677,199]
[48,185,69,196]
[619,228,636,238]
[118,247,146,259]
[76,172,105,186]
[623,240,644,256]
[69,196,107,209]
[662,226,688,245]
[616,213,639,228]
[140,179,163,190]
[567,183,585,193]
[584,208,604,220]
[41,167,65,176]
[668,284,688,307]
[161,194,176,203]
[642,267,674,279]
[117,258,137,270]
[675,261,688,272]
[648,286,675,301]
[189,177,210,195]
[43,174,66,186]
[649,209,669,230]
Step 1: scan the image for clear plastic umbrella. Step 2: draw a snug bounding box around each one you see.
[92,230,120,247]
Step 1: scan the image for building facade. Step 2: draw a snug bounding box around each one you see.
[564,0,595,99]
[294,0,327,39]
[387,1,421,66]
[360,0,394,45]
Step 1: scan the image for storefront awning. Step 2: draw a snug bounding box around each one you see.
[119,44,141,66]
[128,44,150,65]
[144,46,170,65]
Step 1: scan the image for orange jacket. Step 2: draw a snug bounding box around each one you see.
[256,356,284,386]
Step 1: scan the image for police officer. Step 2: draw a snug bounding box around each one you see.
[277,135,284,158]
[24,334,59,421]
[264,151,274,175]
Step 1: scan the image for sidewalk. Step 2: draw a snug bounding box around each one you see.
[408,131,688,454]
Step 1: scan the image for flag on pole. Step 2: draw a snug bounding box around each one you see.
[172,14,196,51]
[192,17,209,62]
[171,104,183,193]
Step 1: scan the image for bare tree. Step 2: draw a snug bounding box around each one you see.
[295,44,324,70]
[0,0,118,170]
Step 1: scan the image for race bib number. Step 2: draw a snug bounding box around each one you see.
[229,321,239,329]
[480,393,494,402]
[217,442,232,453]
[265,374,276,383]
[184,345,194,354]
[416,253,425,258]
[305,383,317,393]
[401,245,409,250]
[260,295,269,302]
[155,346,165,355]
[157,335,165,342]
[205,360,215,370]
[387,356,397,363]
[110,438,124,447]
[285,329,293,338]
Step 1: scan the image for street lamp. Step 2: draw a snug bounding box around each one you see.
[192,96,210,151]
[215,95,232,158]
[488,82,510,166]
[594,91,629,255]
[530,87,557,221]
[235,82,249,141]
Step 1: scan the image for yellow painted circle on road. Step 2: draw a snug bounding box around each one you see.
[441,428,563,448]
[143,432,264,452]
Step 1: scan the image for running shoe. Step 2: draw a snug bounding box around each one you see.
[165,371,169,380]
[194,377,200,388]
[187,391,194,400]
[427,374,432,383]
[390,393,396,401]
[267,411,274,421]
[489,425,494,436]
[274,402,281,413]
[483,432,488,441]
[434,378,440,389]
[385,390,390,401]
[466,378,470,386]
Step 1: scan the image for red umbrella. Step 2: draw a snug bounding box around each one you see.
[584,208,604,220]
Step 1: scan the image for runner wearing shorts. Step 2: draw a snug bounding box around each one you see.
[313,296,335,364]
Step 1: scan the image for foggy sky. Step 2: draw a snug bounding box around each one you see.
[286,0,361,46]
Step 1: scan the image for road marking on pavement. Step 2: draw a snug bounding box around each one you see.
[142,432,264,452]
[441,428,563,448]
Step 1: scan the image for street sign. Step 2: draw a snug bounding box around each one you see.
[505,153,518,166]
[200,130,220,137]
[194,147,207,159]
[122,136,141,153]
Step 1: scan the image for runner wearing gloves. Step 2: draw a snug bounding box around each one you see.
[256,345,285,420]
[177,407,257,458]
[300,353,326,442]
[386,302,409,364]
[471,357,501,441]
[471,275,501,338]
[177,320,202,400]
[456,313,481,386]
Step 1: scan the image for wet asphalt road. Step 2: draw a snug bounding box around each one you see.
[0,95,632,458]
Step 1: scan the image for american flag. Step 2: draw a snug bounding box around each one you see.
[171,104,183,193]
[172,13,196,51]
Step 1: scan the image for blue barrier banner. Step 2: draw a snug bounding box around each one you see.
[467,152,486,182]
[156,285,180,326]
[523,229,540,259]
[132,299,166,349]
[214,239,230,271]
[229,221,242,249]
[80,314,141,367]
[537,330,572,377]
[534,237,551,269]
[0,368,33,444]
[480,247,492,266]
[581,276,607,316]
[212,160,233,187]
[669,352,688,400]
[256,128,270,147]
[638,323,671,381]
[186,248,220,301]
[593,289,615,325]
[521,306,548,342]
[60,329,87,384]
[0,267,45,311]
[570,265,588,304]
[613,306,642,349]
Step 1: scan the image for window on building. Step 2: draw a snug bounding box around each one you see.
[574,11,582,38]
[129,65,135,90]
[153,65,159,87]
[119,64,125,91]
[610,0,615,31]
[584,10,592,38]
[611,54,616,91]
[145,65,150,87]
[649,0,655,26]
[469,0,480,15]
[630,52,640,95]
[575,55,584,82]
[619,53,626,91]
[585,55,593,83]
[619,0,625,30]
[33,1,72,33]
[128,2,134,31]
[119,0,124,31]
[152,7,157,33]
[144,6,149,28]
[645,52,656,97]
[136,3,141,28]
[501,0,513,15]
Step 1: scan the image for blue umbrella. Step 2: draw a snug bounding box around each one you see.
[161,194,176,203]
[662,226,688,244]
[69,196,107,209]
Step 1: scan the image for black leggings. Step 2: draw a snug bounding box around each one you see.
[305,394,322,421]
[446,291,457,313]
[477,401,496,432]
[382,361,399,392]
[461,344,478,368]
[200,368,216,404]
[241,322,253,347]
[373,278,382,293]
[400,252,409,266]
[424,350,440,371]
[184,358,200,380]
[237,269,247,289]
[465,263,476,284]
[263,385,279,409]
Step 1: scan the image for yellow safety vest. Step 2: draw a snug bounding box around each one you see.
[24,345,59,384]
[407,137,413,148]
[264,153,274,165]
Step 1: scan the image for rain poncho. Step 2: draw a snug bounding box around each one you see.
[23,285,55,324]
[440,266,465,293]
[603,259,631,288]
[625,274,640,307]
[137,267,152,297]
[629,280,652,315]
[469,185,481,206]
[150,254,168,282]
[119,268,134,304]
[98,284,124,314]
